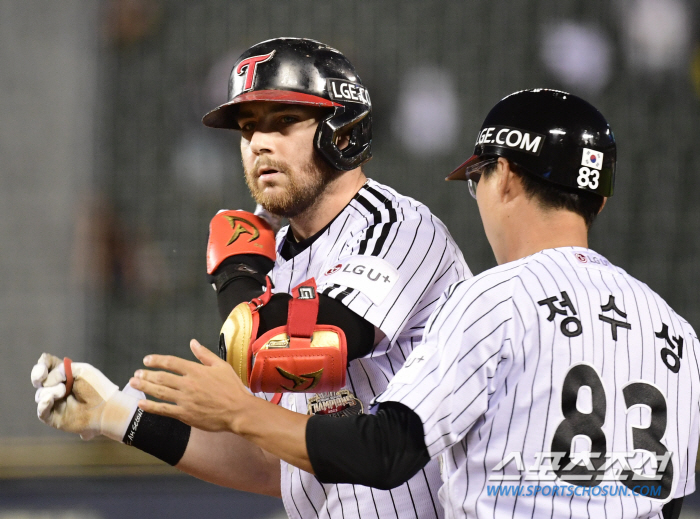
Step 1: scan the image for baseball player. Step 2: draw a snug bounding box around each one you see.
[128,90,698,519]
[32,38,471,518]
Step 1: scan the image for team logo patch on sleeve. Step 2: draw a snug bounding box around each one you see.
[389,343,437,386]
[319,255,399,305]
[307,390,364,417]
[571,250,613,271]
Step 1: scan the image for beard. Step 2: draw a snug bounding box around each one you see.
[244,152,341,219]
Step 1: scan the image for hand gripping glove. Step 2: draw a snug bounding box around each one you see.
[31,353,143,441]
[206,209,277,276]
[219,278,348,394]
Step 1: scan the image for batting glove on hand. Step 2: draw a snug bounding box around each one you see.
[31,353,144,442]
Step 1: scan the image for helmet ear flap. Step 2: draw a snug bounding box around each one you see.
[315,107,372,171]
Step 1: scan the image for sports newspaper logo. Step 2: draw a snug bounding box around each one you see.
[484,451,672,501]
[475,125,545,155]
[486,484,663,498]
[489,451,671,481]
[327,79,371,106]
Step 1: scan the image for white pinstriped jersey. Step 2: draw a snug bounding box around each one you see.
[378,247,700,519]
[265,179,471,519]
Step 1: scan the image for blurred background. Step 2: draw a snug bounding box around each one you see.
[1,0,699,517]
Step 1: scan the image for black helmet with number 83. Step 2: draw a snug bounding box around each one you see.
[448,89,616,197]
[203,37,372,171]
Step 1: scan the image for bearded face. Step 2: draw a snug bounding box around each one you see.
[244,150,340,219]
[236,102,343,219]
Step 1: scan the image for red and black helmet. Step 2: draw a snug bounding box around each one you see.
[203,37,372,171]
[449,89,616,197]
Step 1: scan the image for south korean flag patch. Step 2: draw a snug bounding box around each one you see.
[581,148,604,170]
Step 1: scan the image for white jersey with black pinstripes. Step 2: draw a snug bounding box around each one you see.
[266,178,471,519]
[377,247,700,519]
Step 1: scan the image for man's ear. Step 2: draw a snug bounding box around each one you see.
[598,197,608,213]
[497,158,522,201]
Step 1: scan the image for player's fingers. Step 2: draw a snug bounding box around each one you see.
[35,384,66,421]
[190,339,221,367]
[133,368,183,390]
[35,384,67,404]
[30,363,49,388]
[142,354,193,375]
[44,364,67,387]
[128,376,180,403]
[38,353,63,371]
[31,353,63,388]
[136,399,184,421]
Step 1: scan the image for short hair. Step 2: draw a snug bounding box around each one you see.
[482,159,605,228]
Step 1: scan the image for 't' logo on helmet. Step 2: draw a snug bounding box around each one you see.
[224,215,260,245]
[236,51,275,92]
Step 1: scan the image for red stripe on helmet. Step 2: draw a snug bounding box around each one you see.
[202,90,342,129]
[232,90,341,107]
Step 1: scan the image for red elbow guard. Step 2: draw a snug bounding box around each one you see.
[206,210,277,275]
[249,279,347,394]
[220,278,348,395]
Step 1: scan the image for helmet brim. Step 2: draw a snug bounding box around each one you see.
[446,154,482,181]
[202,90,342,129]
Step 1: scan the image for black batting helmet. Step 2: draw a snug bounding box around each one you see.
[448,89,616,197]
[203,37,372,171]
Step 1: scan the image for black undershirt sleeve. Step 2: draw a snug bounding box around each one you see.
[210,254,274,321]
[214,257,375,361]
[306,401,430,490]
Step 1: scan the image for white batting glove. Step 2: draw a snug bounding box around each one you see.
[31,353,144,442]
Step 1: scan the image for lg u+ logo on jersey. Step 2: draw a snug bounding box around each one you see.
[322,256,399,306]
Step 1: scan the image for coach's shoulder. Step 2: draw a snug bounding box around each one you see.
[445,258,530,304]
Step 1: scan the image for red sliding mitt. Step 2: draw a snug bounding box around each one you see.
[206,210,277,275]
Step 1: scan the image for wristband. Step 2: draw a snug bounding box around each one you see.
[123,409,192,466]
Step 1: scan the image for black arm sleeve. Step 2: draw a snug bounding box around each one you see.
[306,402,430,490]
[662,497,683,519]
[214,256,375,361]
[212,254,274,321]
[256,293,375,362]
